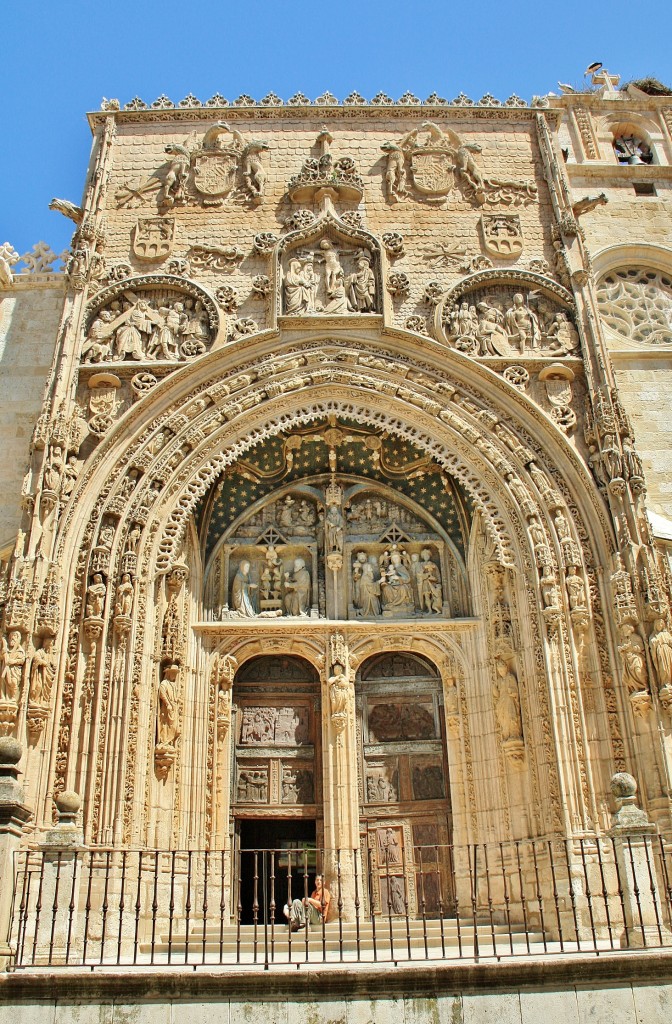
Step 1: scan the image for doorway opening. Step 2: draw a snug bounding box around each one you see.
[237,818,317,924]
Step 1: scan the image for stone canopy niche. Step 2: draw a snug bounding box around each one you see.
[278,218,382,318]
[81,275,219,366]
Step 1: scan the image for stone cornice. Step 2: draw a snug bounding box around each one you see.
[87,102,562,132]
[192,617,481,637]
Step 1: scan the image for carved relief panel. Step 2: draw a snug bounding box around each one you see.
[233,656,319,816]
[357,653,453,915]
[81,276,218,366]
[206,480,467,621]
[437,279,578,359]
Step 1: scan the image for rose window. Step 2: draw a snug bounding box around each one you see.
[596,268,672,345]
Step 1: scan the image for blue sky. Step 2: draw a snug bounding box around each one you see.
[1,0,670,257]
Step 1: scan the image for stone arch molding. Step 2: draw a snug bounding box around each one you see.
[151,395,515,573]
[54,330,613,598]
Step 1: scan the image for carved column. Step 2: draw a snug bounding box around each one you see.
[321,632,360,919]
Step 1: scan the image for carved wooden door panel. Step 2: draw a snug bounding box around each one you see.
[232,655,321,830]
[356,652,454,916]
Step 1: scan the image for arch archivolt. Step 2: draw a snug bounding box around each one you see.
[44,328,625,843]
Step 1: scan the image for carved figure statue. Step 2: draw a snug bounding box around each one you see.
[358,561,381,617]
[125,524,141,553]
[284,256,318,315]
[380,141,407,199]
[600,434,623,482]
[161,143,191,208]
[241,141,268,198]
[86,573,107,619]
[452,301,478,345]
[157,663,180,746]
[540,565,559,609]
[43,446,64,493]
[278,496,295,528]
[325,504,344,553]
[650,618,672,688]
[419,548,442,613]
[347,252,376,312]
[621,437,644,481]
[455,142,484,193]
[565,566,587,610]
[60,455,79,500]
[618,623,649,695]
[0,630,26,701]
[29,635,55,704]
[114,573,134,617]
[493,658,523,743]
[150,303,185,360]
[476,304,509,356]
[547,311,580,355]
[380,551,414,611]
[329,662,351,725]
[505,294,540,353]
[378,828,402,865]
[283,558,311,616]
[115,300,162,361]
[321,243,350,313]
[82,311,114,362]
[231,559,258,617]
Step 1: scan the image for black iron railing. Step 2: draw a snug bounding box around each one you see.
[7,836,672,969]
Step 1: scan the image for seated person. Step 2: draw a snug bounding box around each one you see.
[283,874,331,930]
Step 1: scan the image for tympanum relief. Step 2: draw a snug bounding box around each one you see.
[440,287,579,358]
[82,281,217,365]
[282,244,377,315]
[209,481,465,621]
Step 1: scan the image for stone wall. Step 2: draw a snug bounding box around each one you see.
[0,282,62,552]
[1,957,671,1023]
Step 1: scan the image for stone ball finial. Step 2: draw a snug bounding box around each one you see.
[611,772,637,800]
[0,736,23,765]
[55,790,81,816]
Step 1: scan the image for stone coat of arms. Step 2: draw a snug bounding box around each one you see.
[132,217,175,261]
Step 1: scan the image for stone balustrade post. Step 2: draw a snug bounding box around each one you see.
[609,772,672,948]
[34,790,86,965]
[0,737,32,969]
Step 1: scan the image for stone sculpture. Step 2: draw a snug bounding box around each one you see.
[283,558,311,616]
[114,573,134,618]
[618,623,649,695]
[28,635,56,704]
[231,560,258,617]
[83,290,215,365]
[282,243,377,315]
[329,662,351,732]
[85,574,107,619]
[157,663,180,746]
[0,631,26,702]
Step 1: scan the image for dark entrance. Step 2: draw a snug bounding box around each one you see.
[237,818,317,924]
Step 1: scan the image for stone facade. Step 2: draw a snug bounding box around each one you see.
[2,72,672,995]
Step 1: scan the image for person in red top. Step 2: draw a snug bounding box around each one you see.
[284,874,332,930]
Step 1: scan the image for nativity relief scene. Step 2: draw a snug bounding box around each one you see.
[201,418,469,622]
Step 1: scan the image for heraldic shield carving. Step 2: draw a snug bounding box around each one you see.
[406,126,459,196]
[115,121,268,210]
[191,123,242,200]
[132,217,175,261]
